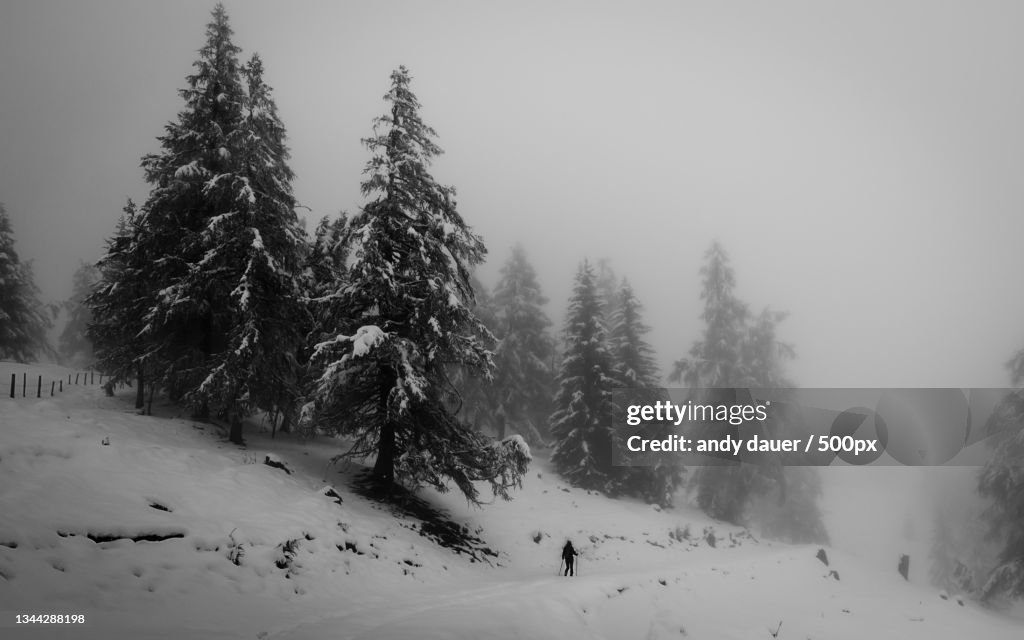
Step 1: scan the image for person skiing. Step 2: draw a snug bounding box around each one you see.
[561,540,578,577]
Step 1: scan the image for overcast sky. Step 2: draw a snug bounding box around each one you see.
[2,0,1023,388]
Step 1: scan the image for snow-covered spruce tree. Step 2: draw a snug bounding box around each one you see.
[976,350,1024,602]
[303,66,529,504]
[0,203,53,362]
[192,51,310,442]
[59,261,99,367]
[489,244,555,443]
[299,213,351,435]
[550,260,622,493]
[610,278,682,506]
[610,279,659,389]
[87,200,152,409]
[131,6,308,442]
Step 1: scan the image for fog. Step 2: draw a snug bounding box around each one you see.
[2,0,1021,568]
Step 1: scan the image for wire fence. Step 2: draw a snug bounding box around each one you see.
[4,369,104,400]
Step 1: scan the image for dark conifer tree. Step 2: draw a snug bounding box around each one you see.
[0,203,52,362]
[303,66,529,504]
[125,6,307,441]
[609,278,682,506]
[87,200,152,409]
[550,260,621,492]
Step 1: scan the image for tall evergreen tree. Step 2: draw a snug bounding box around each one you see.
[609,279,659,389]
[0,203,52,362]
[87,199,152,409]
[490,244,555,443]
[671,242,800,525]
[976,350,1024,602]
[609,278,682,506]
[127,6,308,442]
[671,242,749,389]
[303,66,529,504]
[550,260,621,493]
[59,261,99,367]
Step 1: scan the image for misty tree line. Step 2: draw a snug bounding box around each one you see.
[1,3,1022,602]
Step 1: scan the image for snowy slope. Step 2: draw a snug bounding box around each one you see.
[1,361,1022,639]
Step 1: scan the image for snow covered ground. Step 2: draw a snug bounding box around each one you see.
[2,361,1023,639]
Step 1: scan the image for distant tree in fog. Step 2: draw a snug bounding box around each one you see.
[0,203,53,362]
[489,244,555,443]
[670,241,824,532]
[976,349,1024,602]
[59,261,99,368]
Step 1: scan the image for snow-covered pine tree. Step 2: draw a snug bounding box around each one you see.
[550,260,621,493]
[609,278,682,506]
[59,261,99,368]
[0,203,52,362]
[296,214,351,437]
[130,6,308,442]
[87,200,152,409]
[610,279,659,389]
[303,66,529,504]
[490,244,555,443]
[188,51,309,443]
[131,3,250,410]
[976,350,1024,602]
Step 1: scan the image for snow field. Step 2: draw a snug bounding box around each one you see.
[1,362,1023,639]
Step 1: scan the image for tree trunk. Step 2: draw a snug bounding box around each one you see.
[496,412,506,440]
[135,364,145,409]
[229,414,244,445]
[373,419,396,484]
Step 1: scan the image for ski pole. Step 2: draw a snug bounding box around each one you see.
[558,558,564,576]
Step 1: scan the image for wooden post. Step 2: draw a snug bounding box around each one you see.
[8,374,14,398]
[75,373,79,385]
[50,380,55,396]
[91,371,95,385]
[68,373,71,384]
[59,380,63,392]
[22,372,26,397]
[36,375,41,398]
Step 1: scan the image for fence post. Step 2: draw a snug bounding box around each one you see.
[51,380,55,396]
[22,372,26,397]
[9,374,14,398]
[59,380,63,392]
[75,373,79,385]
[36,375,41,398]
